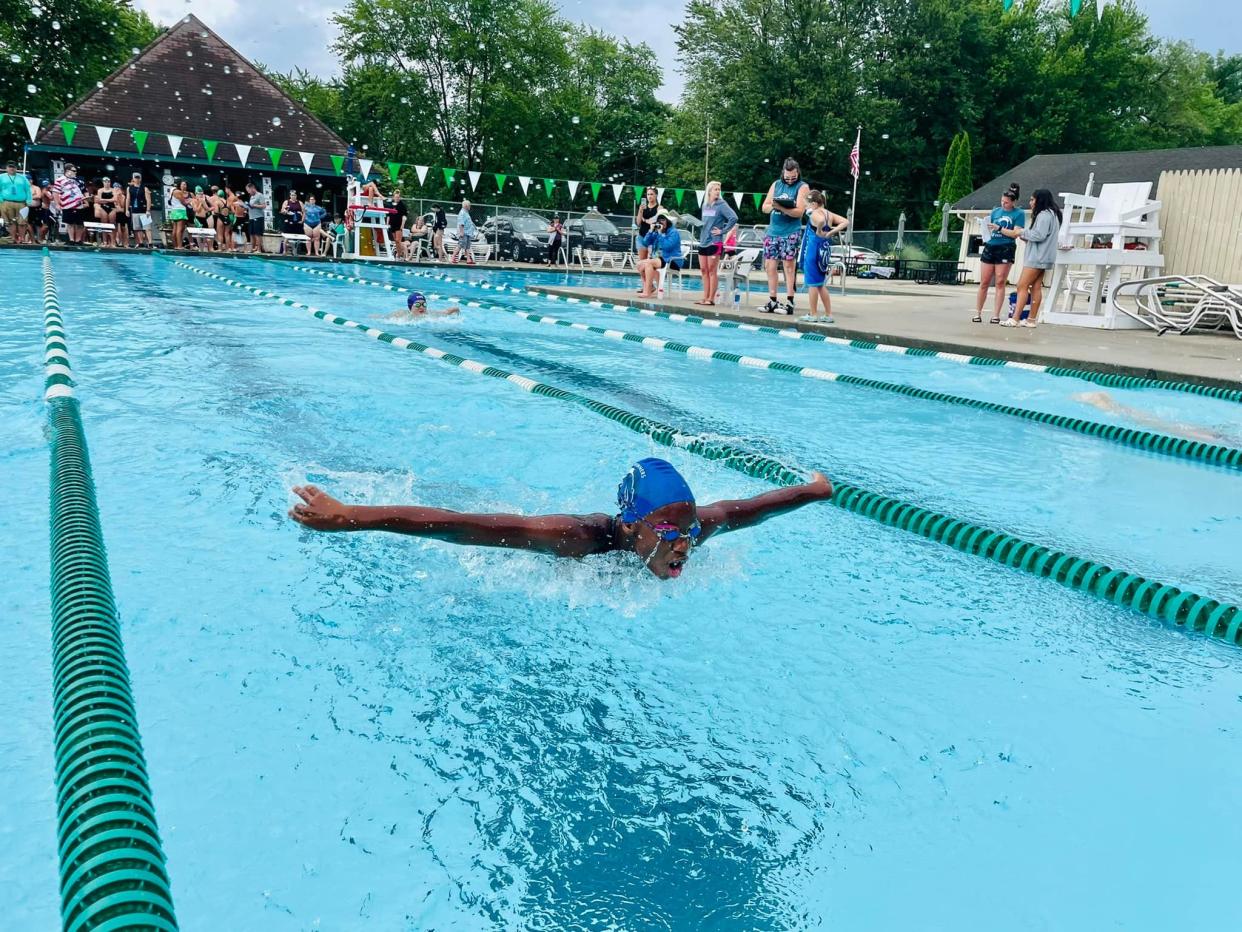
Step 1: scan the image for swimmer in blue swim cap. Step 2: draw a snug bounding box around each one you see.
[290,457,831,579]
[382,291,459,321]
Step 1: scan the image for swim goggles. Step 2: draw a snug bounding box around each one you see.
[641,518,701,543]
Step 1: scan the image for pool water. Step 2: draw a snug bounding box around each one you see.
[4,250,1241,930]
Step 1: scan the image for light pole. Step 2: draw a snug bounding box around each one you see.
[703,115,711,188]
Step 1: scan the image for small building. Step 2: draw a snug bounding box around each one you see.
[26,14,350,236]
[951,145,1242,282]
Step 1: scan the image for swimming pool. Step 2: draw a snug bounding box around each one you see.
[5,249,1241,930]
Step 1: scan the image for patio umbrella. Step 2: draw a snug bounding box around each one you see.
[895,211,906,251]
[937,202,951,244]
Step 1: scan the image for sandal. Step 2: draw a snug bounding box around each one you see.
[1000,318,1017,328]
[971,315,983,323]
[693,300,715,306]
[989,317,1000,324]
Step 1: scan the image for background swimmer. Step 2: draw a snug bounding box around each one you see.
[1073,391,1234,445]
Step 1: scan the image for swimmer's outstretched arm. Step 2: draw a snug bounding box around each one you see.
[698,472,833,541]
[288,485,608,557]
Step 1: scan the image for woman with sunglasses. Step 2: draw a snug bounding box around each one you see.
[289,457,832,581]
[634,186,661,261]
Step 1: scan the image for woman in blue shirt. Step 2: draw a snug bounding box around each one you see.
[695,181,738,306]
[636,212,683,298]
[972,183,1025,323]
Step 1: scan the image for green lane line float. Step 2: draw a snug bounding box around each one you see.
[41,250,180,932]
[282,263,1242,472]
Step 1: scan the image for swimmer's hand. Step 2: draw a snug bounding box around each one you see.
[289,485,358,531]
[807,471,833,498]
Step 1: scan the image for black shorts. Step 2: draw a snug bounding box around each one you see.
[697,243,721,257]
[657,258,681,271]
[980,242,1016,265]
[248,217,265,237]
[64,206,87,225]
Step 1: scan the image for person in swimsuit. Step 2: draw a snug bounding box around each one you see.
[303,195,327,255]
[760,158,809,315]
[799,190,850,323]
[167,180,190,250]
[378,291,460,321]
[94,177,118,246]
[289,457,833,580]
[111,181,130,248]
[387,189,409,258]
[432,205,449,260]
[634,187,660,261]
[190,186,211,248]
[1072,392,1236,445]
[973,183,1025,323]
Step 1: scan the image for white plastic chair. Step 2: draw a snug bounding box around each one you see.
[657,244,694,297]
[718,247,761,306]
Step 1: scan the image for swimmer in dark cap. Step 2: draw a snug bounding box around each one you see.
[382,291,459,321]
[289,457,832,579]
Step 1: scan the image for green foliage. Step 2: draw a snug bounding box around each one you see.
[0,0,158,160]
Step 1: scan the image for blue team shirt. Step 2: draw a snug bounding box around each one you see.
[988,206,1025,246]
[303,204,325,226]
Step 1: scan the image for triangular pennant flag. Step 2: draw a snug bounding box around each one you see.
[59,121,77,145]
[468,170,481,190]
[388,161,401,182]
[359,157,373,179]
[543,178,556,198]
[132,130,148,154]
[23,116,41,142]
[634,187,643,205]
[752,192,763,210]
[166,134,183,158]
[234,143,252,166]
[732,192,744,209]
[494,173,507,192]
[1070,0,1082,15]
[674,188,685,207]
[567,180,580,199]
[590,182,602,201]
[268,147,283,169]
[203,139,219,161]
[695,189,705,207]
[442,167,456,186]
[656,186,665,203]
[1095,0,1105,17]
[415,165,429,185]
[330,154,344,175]
[95,125,114,150]
[519,175,531,195]
[299,151,314,173]
[611,183,624,202]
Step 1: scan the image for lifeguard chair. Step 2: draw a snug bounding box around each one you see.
[344,177,396,261]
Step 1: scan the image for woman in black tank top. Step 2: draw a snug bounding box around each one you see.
[634,186,660,261]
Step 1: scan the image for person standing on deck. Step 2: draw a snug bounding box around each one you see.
[759,158,809,316]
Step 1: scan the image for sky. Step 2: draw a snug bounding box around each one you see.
[134,0,1240,105]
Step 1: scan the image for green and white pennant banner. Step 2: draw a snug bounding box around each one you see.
[611,182,624,202]
[695,189,705,207]
[415,165,429,184]
[359,157,373,179]
[656,186,665,202]
[567,180,580,199]
[235,143,252,165]
[94,125,113,149]
[732,191,744,209]
[166,134,183,158]
[468,170,481,190]
[299,151,314,173]
[519,175,531,195]
[23,116,41,142]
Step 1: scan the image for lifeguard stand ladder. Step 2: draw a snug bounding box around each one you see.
[344,177,397,262]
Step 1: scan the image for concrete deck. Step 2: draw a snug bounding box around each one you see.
[10,242,1241,388]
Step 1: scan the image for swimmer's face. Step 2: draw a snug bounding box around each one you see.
[630,501,698,580]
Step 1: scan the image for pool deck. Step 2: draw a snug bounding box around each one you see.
[10,242,1242,388]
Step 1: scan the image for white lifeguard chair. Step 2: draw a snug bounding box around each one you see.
[1043,180,1164,329]
[344,177,397,261]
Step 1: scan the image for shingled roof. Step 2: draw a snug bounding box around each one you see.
[953,145,1242,211]
[34,14,348,173]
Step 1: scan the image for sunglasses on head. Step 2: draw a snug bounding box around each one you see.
[641,518,701,543]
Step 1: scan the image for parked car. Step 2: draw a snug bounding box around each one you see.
[565,211,631,256]
[832,244,883,265]
[480,212,551,262]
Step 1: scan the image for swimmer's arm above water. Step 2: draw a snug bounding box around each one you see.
[697,472,832,540]
[288,485,607,557]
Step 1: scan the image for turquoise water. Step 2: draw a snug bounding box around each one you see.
[3,250,1241,930]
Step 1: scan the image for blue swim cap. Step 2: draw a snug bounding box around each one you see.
[407,291,426,308]
[618,458,695,522]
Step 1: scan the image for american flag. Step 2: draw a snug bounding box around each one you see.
[848,129,861,180]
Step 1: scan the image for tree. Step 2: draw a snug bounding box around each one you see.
[0,0,158,160]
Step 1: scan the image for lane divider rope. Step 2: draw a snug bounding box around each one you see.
[380,263,1242,404]
[283,263,1242,472]
[41,250,180,932]
[164,255,1242,646]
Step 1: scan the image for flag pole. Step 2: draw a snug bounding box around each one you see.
[848,126,860,248]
